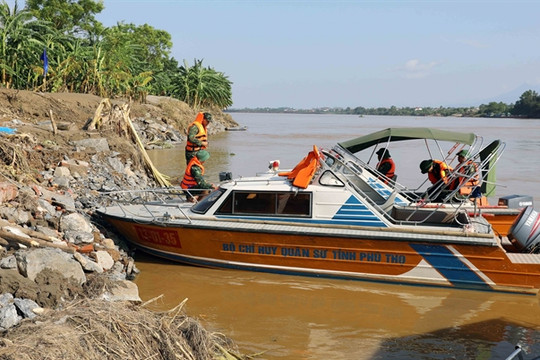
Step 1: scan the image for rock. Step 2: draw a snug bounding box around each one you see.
[0,183,18,204]
[64,230,94,244]
[51,175,70,189]
[73,252,103,274]
[0,293,21,330]
[107,157,125,173]
[0,255,17,269]
[51,193,76,212]
[72,138,110,152]
[15,248,86,285]
[93,250,114,271]
[0,207,31,226]
[100,280,141,302]
[53,166,71,178]
[0,304,20,330]
[36,198,58,216]
[34,225,61,240]
[101,238,116,250]
[0,293,13,307]
[60,159,89,176]
[60,213,93,233]
[14,298,40,319]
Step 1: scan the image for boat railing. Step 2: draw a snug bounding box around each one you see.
[97,188,194,223]
[322,149,469,227]
[331,147,408,190]
[504,345,525,360]
[433,140,506,208]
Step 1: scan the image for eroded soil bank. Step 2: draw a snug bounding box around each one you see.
[0,88,244,359]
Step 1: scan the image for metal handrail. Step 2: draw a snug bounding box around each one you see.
[505,345,524,360]
[323,150,466,227]
[98,188,196,223]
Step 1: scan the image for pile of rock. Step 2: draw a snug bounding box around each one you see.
[0,134,155,330]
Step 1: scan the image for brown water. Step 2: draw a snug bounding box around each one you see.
[140,114,540,359]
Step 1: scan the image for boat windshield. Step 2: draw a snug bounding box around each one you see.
[191,188,227,214]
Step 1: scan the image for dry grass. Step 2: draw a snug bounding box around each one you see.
[0,298,244,360]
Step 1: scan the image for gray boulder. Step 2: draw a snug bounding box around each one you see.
[15,248,86,285]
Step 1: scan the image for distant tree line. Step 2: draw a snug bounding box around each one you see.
[0,0,233,109]
[229,90,540,119]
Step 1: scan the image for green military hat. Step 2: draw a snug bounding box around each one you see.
[196,150,210,162]
[376,148,390,158]
[419,159,433,174]
[203,112,212,122]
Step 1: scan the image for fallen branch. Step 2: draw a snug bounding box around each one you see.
[0,229,74,253]
[0,220,59,242]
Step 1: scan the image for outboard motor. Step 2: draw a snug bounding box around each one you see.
[508,206,540,253]
[219,172,232,182]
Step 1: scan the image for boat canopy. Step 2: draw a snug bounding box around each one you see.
[338,127,477,154]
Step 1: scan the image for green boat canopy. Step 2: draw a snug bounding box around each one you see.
[338,127,477,154]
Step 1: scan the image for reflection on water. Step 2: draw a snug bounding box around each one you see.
[143,114,540,359]
[134,253,540,359]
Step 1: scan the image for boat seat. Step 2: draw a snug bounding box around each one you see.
[380,191,397,213]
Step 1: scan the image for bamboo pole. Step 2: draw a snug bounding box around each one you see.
[49,109,57,135]
[121,104,172,188]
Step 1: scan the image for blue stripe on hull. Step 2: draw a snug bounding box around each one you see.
[331,195,386,227]
[410,243,492,290]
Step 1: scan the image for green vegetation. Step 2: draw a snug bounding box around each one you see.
[229,91,540,119]
[0,0,232,109]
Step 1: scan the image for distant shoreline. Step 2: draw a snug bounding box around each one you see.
[226,108,527,119]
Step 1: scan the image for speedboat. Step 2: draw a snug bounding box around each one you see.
[96,144,540,295]
[333,127,534,236]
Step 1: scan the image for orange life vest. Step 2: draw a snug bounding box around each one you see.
[454,160,479,195]
[428,160,452,185]
[185,112,208,152]
[376,158,395,184]
[279,145,322,189]
[181,157,204,189]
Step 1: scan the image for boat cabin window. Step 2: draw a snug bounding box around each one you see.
[318,170,344,187]
[324,155,336,167]
[216,191,311,217]
[191,188,227,214]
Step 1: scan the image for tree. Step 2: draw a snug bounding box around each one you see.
[478,101,509,117]
[101,22,173,98]
[512,90,540,118]
[174,59,232,110]
[25,0,104,37]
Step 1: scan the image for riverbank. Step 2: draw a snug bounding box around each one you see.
[0,88,243,358]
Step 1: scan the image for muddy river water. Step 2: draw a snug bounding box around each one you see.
[140,114,540,359]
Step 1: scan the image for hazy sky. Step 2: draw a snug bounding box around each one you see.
[9,0,540,108]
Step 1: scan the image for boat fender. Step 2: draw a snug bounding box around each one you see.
[507,206,540,253]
